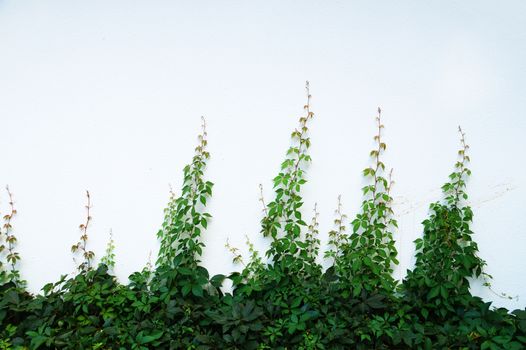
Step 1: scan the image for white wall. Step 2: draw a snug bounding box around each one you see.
[1,0,525,310]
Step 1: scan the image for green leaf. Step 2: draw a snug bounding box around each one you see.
[27,331,47,350]
[421,308,429,319]
[427,286,440,300]
[138,330,164,344]
[192,284,203,297]
[181,284,191,296]
[440,285,449,299]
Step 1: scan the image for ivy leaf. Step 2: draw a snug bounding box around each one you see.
[181,284,192,296]
[192,284,204,297]
[427,286,440,300]
[138,330,163,344]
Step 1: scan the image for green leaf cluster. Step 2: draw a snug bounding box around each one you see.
[1,86,524,349]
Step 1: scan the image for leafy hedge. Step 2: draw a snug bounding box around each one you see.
[1,83,525,349]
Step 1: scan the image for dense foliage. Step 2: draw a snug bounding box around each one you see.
[1,84,525,349]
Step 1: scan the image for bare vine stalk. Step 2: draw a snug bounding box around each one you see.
[72,191,95,271]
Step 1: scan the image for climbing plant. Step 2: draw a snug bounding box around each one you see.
[156,116,213,270]
[0,84,525,350]
[71,191,95,272]
[0,186,23,287]
[335,107,399,298]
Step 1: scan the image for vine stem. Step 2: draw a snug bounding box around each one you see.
[81,190,92,269]
[454,126,469,204]
[379,168,394,228]
[4,186,17,273]
[188,116,208,244]
[371,107,383,209]
[306,203,319,258]
[225,238,245,266]
[288,81,313,197]
[191,117,207,203]
[334,196,345,254]
[259,184,269,217]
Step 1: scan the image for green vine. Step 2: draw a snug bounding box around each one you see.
[325,195,348,264]
[404,127,486,315]
[262,81,315,272]
[337,107,398,297]
[0,186,23,286]
[100,229,116,272]
[156,116,213,269]
[71,190,95,271]
[0,87,524,350]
